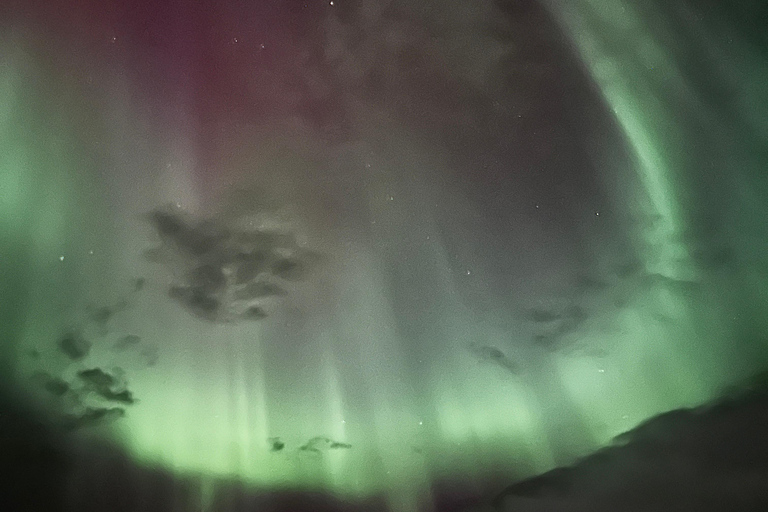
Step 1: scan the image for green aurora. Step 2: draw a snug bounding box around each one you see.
[2,1,768,511]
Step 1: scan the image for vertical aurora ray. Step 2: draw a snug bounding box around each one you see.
[542,0,768,406]
[544,1,696,280]
[4,2,768,511]
[0,32,32,386]
[1,29,115,387]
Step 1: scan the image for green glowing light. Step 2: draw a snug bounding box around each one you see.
[5,4,768,508]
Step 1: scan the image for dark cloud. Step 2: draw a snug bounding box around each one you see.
[299,436,352,454]
[268,437,285,452]
[61,407,126,431]
[58,331,91,361]
[77,368,136,405]
[147,206,324,323]
[114,334,141,351]
[30,372,70,397]
[469,344,519,374]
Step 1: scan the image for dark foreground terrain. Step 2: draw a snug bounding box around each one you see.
[493,373,768,512]
[2,373,768,512]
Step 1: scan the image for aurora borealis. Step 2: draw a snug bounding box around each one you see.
[2,1,768,511]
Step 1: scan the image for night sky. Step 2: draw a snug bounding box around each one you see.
[2,1,768,511]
